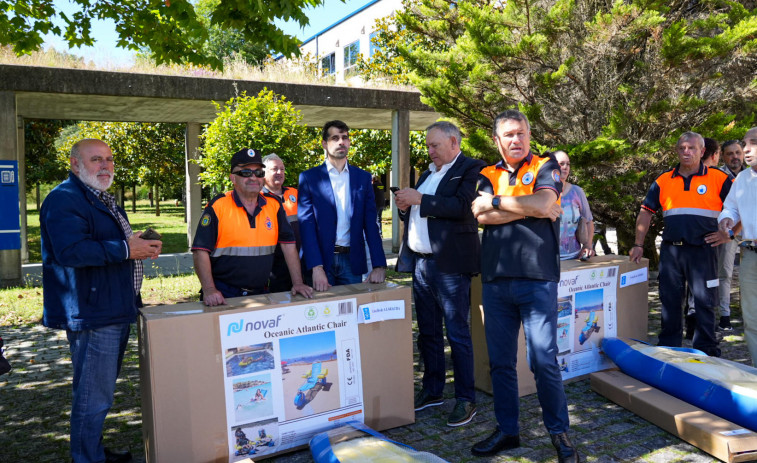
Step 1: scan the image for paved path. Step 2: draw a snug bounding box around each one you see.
[1,267,751,462]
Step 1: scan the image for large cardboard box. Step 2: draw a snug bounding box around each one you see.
[138,282,413,463]
[591,370,757,462]
[472,255,649,396]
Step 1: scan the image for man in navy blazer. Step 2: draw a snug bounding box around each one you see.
[395,121,485,427]
[41,139,161,463]
[298,120,387,290]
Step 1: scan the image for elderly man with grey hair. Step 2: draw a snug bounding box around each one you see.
[395,121,485,427]
[41,139,162,463]
[262,153,303,292]
[630,131,732,357]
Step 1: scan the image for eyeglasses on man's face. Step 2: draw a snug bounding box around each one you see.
[232,168,265,178]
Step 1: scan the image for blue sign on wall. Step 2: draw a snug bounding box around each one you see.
[0,161,21,251]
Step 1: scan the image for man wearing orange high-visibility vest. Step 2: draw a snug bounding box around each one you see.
[192,148,313,306]
[630,132,732,357]
[262,153,303,293]
[470,110,578,463]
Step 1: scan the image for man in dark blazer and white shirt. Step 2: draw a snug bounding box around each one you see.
[298,120,387,290]
[395,121,485,427]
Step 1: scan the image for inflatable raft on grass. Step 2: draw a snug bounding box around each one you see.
[602,337,757,432]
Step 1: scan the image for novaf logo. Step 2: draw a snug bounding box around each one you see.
[227,315,283,336]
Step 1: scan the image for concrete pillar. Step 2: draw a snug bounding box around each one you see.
[185,123,203,250]
[18,116,27,263]
[0,92,21,287]
[390,109,410,253]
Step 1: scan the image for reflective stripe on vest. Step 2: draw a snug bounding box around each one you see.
[662,208,720,219]
[211,245,277,257]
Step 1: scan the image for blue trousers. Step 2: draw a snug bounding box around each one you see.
[658,242,720,356]
[413,256,475,402]
[482,278,570,435]
[67,323,131,463]
[327,252,362,286]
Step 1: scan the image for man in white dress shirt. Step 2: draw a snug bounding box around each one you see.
[395,121,485,427]
[719,127,757,366]
[298,120,387,291]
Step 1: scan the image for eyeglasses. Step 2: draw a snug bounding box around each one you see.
[232,169,265,178]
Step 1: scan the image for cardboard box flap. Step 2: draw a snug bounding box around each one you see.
[140,282,406,319]
[592,370,757,463]
[728,435,757,453]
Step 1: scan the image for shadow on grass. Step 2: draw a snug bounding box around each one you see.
[0,326,145,462]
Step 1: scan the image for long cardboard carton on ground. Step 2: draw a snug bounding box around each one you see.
[138,282,413,463]
[472,255,650,396]
[591,370,757,463]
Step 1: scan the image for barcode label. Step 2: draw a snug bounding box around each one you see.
[607,268,616,278]
[339,301,353,315]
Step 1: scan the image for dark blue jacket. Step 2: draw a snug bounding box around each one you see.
[298,163,387,275]
[41,173,140,331]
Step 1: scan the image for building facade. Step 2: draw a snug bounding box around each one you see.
[299,0,403,82]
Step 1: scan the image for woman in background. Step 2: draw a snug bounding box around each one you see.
[554,151,595,260]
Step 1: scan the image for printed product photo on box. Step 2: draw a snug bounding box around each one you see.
[219,298,363,461]
[556,266,618,380]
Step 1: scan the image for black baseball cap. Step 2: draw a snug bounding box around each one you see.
[231,148,263,170]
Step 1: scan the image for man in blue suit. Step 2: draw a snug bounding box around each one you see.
[298,120,387,290]
[395,121,485,427]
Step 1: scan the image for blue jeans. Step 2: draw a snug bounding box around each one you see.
[327,252,362,286]
[413,256,475,402]
[67,323,131,463]
[482,278,570,435]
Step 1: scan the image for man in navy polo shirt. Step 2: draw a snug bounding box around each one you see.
[470,110,578,462]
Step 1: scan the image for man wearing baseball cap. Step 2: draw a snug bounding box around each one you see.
[191,148,313,305]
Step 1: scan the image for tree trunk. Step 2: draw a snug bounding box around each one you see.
[131,184,137,213]
[154,184,161,217]
[36,183,41,210]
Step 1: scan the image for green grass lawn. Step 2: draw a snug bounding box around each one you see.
[26,200,191,263]
[1,271,409,326]
[27,201,396,263]
[9,200,402,326]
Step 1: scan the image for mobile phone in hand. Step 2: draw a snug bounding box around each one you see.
[141,227,162,241]
[390,187,400,194]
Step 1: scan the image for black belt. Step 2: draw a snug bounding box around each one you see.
[334,245,350,254]
[663,240,685,246]
[413,250,434,259]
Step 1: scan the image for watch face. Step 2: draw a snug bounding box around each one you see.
[492,197,500,208]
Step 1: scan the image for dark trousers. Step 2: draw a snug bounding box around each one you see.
[658,242,720,356]
[268,246,292,294]
[413,256,475,403]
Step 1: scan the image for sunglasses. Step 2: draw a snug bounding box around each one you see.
[232,168,265,178]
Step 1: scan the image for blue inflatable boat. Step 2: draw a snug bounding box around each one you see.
[602,337,757,432]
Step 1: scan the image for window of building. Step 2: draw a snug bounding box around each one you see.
[343,40,360,76]
[321,53,336,76]
[369,32,380,57]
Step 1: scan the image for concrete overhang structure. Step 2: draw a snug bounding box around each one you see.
[0,64,439,287]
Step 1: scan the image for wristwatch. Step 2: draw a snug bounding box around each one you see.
[491,195,501,210]
[728,229,735,240]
